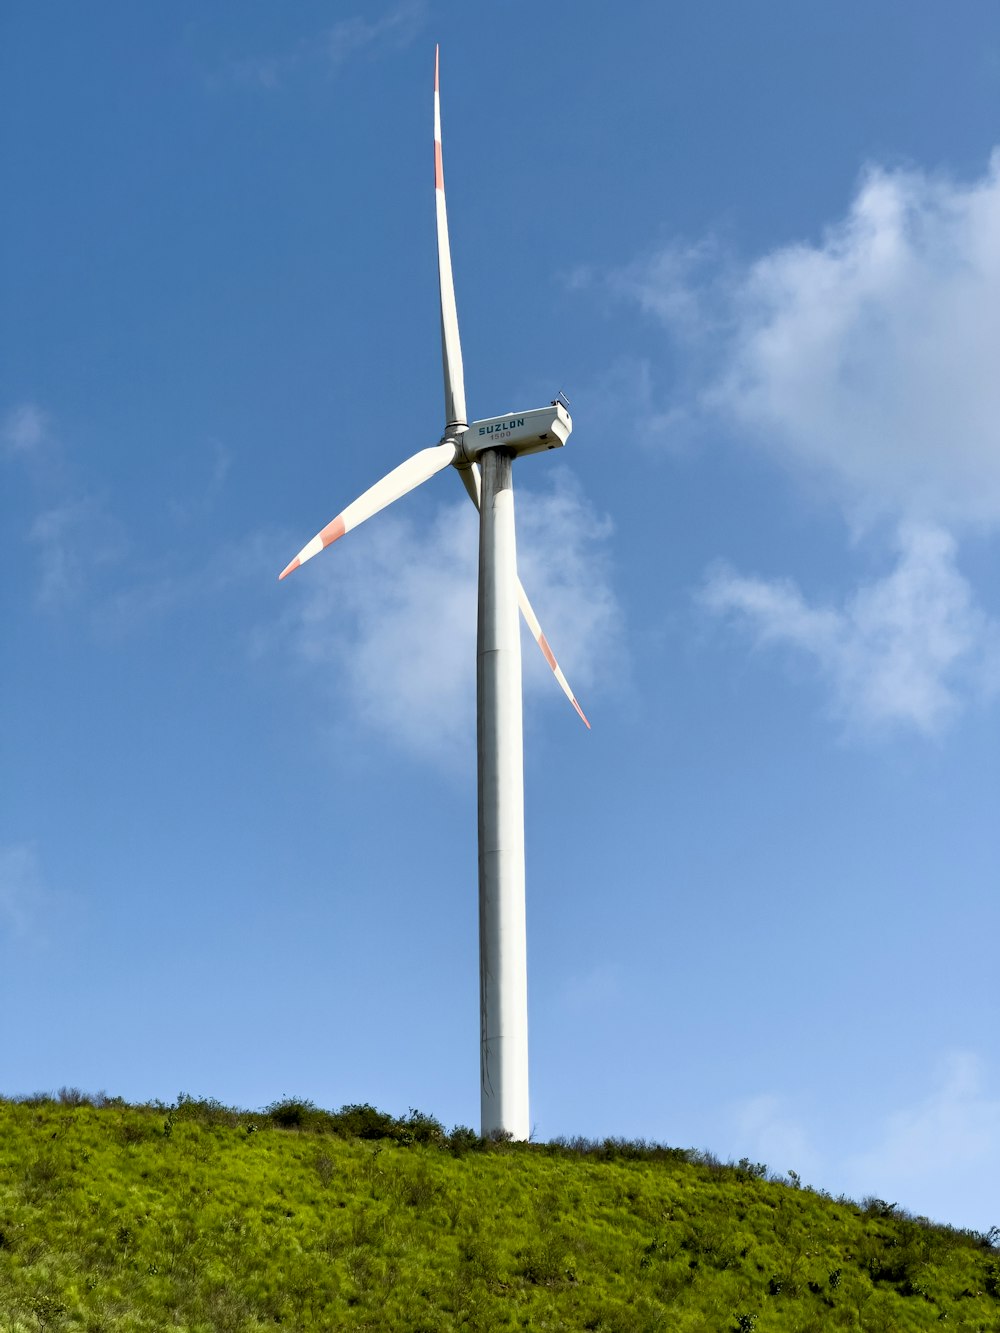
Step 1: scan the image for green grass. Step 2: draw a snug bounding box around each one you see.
[0,1093,997,1331]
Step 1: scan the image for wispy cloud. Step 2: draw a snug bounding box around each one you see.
[89,522,282,641]
[731,1051,1000,1226]
[572,356,696,455]
[217,2,426,90]
[3,399,252,626]
[1,403,48,458]
[702,523,1000,736]
[843,1052,1000,1226]
[168,439,232,525]
[3,401,123,610]
[271,472,622,764]
[28,497,125,610]
[607,237,730,342]
[731,1093,824,1183]
[0,843,49,940]
[327,1,426,69]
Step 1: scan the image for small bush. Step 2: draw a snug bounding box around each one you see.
[333,1103,401,1141]
[174,1093,241,1126]
[400,1108,445,1145]
[29,1295,67,1327]
[736,1157,768,1182]
[397,1162,439,1208]
[118,1121,150,1146]
[862,1197,898,1219]
[461,1237,500,1285]
[57,1086,92,1107]
[23,1155,63,1200]
[266,1097,318,1129]
[520,1238,571,1285]
[447,1125,481,1156]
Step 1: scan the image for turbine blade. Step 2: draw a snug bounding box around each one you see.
[455,459,481,508]
[279,441,456,580]
[435,46,467,431]
[454,462,590,727]
[516,581,591,729]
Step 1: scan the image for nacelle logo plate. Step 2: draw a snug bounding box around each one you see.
[478,417,526,439]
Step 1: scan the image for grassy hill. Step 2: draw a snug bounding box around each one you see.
[0,1093,997,1332]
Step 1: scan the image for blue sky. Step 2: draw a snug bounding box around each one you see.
[2,2,998,1231]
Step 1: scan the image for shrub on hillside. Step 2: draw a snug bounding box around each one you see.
[331,1103,401,1140]
[861,1197,898,1219]
[174,1093,243,1126]
[399,1108,445,1145]
[56,1087,91,1107]
[446,1125,482,1156]
[266,1097,321,1130]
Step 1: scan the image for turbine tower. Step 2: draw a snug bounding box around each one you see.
[279,48,588,1141]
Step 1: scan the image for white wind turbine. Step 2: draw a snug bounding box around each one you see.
[279,48,588,1141]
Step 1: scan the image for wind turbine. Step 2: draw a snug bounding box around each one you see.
[279,48,588,1141]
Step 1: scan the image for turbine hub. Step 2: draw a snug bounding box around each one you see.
[443,423,474,467]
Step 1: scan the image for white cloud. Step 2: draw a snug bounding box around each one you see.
[284,496,478,760]
[604,153,1000,736]
[625,152,1000,529]
[274,472,622,762]
[515,474,623,706]
[702,523,1000,735]
[1,403,47,458]
[843,1052,1000,1226]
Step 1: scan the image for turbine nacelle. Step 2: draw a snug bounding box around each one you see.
[457,402,572,462]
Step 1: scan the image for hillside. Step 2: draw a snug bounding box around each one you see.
[0,1094,996,1331]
